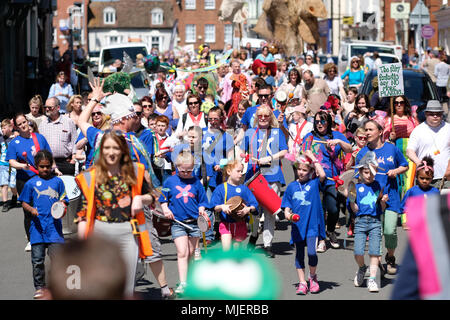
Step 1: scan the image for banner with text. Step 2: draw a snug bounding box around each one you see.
[377,63,404,97]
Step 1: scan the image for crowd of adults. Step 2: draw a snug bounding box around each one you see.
[1,41,450,300]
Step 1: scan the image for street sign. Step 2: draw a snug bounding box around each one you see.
[421,24,435,39]
[343,16,354,25]
[391,2,410,20]
[377,63,404,98]
[409,0,430,25]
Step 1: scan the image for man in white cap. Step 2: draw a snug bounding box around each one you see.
[77,84,156,186]
[407,100,450,188]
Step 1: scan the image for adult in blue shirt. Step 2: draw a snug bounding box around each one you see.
[355,119,408,276]
[303,111,352,251]
[7,113,61,251]
[341,57,365,89]
[241,105,288,258]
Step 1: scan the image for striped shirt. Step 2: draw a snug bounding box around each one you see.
[383,115,418,140]
[38,115,77,158]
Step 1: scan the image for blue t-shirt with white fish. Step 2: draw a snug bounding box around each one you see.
[19,175,68,244]
[352,181,384,217]
[281,178,326,242]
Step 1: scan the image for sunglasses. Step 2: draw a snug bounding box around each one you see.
[197,86,207,90]
[356,136,367,141]
[43,105,55,109]
[394,101,405,106]
[142,104,153,108]
[314,119,327,125]
[426,112,443,117]
[258,94,270,99]
[188,101,200,106]
[92,112,102,116]
[160,96,169,100]
[258,114,270,119]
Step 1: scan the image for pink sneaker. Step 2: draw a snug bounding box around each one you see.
[296,282,308,295]
[309,274,320,293]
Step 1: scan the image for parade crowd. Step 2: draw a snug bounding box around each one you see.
[1,42,450,300]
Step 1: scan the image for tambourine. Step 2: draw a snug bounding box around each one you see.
[225,196,246,222]
[337,170,357,194]
[51,201,67,219]
[347,181,357,204]
[197,214,211,233]
[153,156,165,168]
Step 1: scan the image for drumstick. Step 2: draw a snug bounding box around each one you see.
[22,151,39,174]
[202,232,208,253]
[151,210,194,230]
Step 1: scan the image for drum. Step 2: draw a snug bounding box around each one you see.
[245,171,282,216]
[59,175,82,235]
[150,208,172,237]
[225,196,246,222]
[51,201,67,219]
[197,214,211,233]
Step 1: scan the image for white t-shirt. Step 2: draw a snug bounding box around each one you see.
[325,76,344,98]
[301,64,321,78]
[407,121,450,179]
[172,99,187,117]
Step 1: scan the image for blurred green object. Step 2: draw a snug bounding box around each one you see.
[184,247,281,300]
[103,72,131,95]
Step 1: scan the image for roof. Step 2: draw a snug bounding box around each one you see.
[88,0,175,29]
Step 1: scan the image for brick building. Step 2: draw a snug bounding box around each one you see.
[383,0,441,54]
[87,0,176,53]
[53,0,88,58]
[174,0,232,52]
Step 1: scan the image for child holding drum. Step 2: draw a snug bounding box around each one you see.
[18,150,68,299]
[281,150,326,295]
[210,160,259,251]
[159,152,209,296]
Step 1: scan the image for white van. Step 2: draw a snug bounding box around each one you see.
[98,42,149,73]
[338,40,402,74]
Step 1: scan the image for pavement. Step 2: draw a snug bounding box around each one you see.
[0,200,408,300]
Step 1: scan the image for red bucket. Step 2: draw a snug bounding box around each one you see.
[245,171,282,216]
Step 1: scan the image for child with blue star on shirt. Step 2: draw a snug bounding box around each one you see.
[346,152,388,293]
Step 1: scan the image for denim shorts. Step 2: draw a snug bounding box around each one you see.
[171,220,202,240]
[353,215,382,256]
[0,165,16,188]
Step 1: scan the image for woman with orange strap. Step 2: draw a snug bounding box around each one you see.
[75,131,155,297]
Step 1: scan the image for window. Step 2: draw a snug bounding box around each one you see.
[204,0,215,9]
[224,24,232,45]
[151,8,163,25]
[204,24,215,43]
[185,0,196,10]
[185,24,196,43]
[152,36,160,50]
[109,35,121,45]
[103,7,116,24]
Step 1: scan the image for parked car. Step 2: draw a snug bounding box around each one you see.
[98,42,149,74]
[360,68,440,122]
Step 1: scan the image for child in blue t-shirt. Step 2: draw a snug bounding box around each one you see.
[159,151,209,296]
[400,156,440,230]
[281,150,326,295]
[18,150,68,299]
[0,119,18,212]
[347,156,388,293]
[210,160,258,251]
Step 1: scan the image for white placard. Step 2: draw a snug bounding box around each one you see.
[377,63,404,97]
